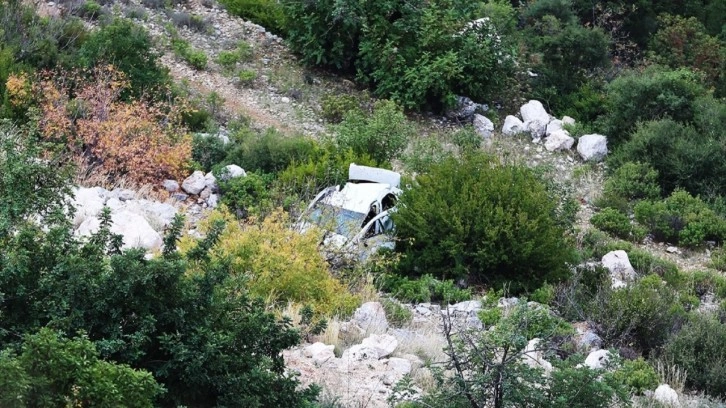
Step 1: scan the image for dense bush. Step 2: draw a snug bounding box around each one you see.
[224,127,317,174]
[192,133,227,171]
[380,274,471,304]
[320,93,368,124]
[591,207,644,241]
[284,0,516,110]
[612,358,659,395]
[219,0,286,35]
[634,189,726,247]
[218,171,274,218]
[79,18,170,98]
[184,210,360,316]
[610,101,726,198]
[171,37,208,70]
[0,329,163,407]
[393,153,575,292]
[600,67,707,145]
[664,314,726,397]
[601,162,661,206]
[336,100,414,165]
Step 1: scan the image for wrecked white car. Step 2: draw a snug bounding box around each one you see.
[296,164,402,262]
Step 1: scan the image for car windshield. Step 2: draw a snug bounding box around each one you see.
[306,203,366,239]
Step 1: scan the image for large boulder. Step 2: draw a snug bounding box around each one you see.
[162,179,180,193]
[204,172,218,193]
[341,344,380,361]
[361,334,398,359]
[544,130,575,152]
[473,114,494,139]
[352,302,389,333]
[303,342,335,366]
[577,134,608,162]
[219,164,246,181]
[502,115,525,136]
[653,384,680,407]
[602,250,637,289]
[545,119,564,137]
[72,187,106,226]
[76,209,163,251]
[584,349,611,370]
[522,338,553,373]
[525,120,547,139]
[520,100,550,125]
[446,96,478,120]
[181,171,207,195]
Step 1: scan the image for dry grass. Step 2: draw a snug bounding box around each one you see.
[655,359,688,394]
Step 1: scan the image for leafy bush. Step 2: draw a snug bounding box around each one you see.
[634,189,726,247]
[610,109,726,198]
[79,18,170,98]
[401,134,455,174]
[216,42,253,71]
[38,67,192,184]
[591,207,645,241]
[320,93,365,123]
[663,314,726,397]
[601,162,661,205]
[380,274,471,304]
[168,11,209,33]
[224,128,317,174]
[192,133,227,171]
[600,67,707,145]
[219,0,286,34]
[612,358,659,395]
[186,210,360,316]
[0,329,163,407]
[172,37,208,70]
[381,298,413,327]
[712,247,726,272]
[336,100,414,165]
[218,171,273,218]
[393,153,575,292]
[284,0,516,110]
[592,274,686,355]
[237,69,257,85]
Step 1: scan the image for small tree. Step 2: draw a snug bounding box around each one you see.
[392,153,574,292]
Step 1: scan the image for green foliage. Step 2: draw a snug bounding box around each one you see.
[602,162,662,205]
[600,67,707,145]
[171,37,208,70]
[401,134,454,174]
[711,247,726,272]
[381,274,471,304]
[530,282,556,305]
[218,171,274,218]
[592,274,686,355]
[237,68,257,85]
[650,14,726,97]
[320,93,366,124]
[591,207,645,241]
[336,100,414,165]
[610,110,726,198]
[0,328,163,407]
[634,189,726,247]
[224,128,317,174]
[283,0,516,110]
[381,298,413,327]
[216,42,253,72]
[0,123,72,238]
[393,153,575,292]
[450,126,482,151]
[219,0,287,35]
[192,133,227,171]
[80,18,170,98]
[612,358,659,395]
[664,314,726,398]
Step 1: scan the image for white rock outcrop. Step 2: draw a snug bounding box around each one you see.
[361,334,398,359]
[352,302,389,333]
[522,338,553,373]
[544,130,575,152]
[77,209,163,251]
[602,250,637,289]
[584,349,611,370]
[653,384,680,407]
[502,115,525,136]
[219,164,247,180]
[473,114,494,139]
[182,171,207,195]
[546,119,564,137]
[303,342,336,366]
[520,100,550,125]
[577,134,608,162]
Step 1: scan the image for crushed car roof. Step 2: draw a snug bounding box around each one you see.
[325,182,397,214]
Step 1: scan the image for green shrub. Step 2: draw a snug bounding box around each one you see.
[530,282,556,305]
[450,126,482,151]
[612,358,659,395]
[0,329,163,407]
[664,314,726,397]
[336,100,414,165]
[600,67,707,145]
[610,118,726,199]
[79,18,169,98]
[591,208,638,240]
[171,38,208,70]
[224,128,317,174]
[393,153,575,292]
[381,298,413,327]
[593,274,686,355]
[219,0,286,34]
[634,189,726,247]
[381,274,471,304]
[602,162,661,204]
[283,0,516,110]
[192,133,228,171]
[218,171,274,218]
[712,247,726,272]
[168,11,209,33]
[401,134,454,174]
[75,1,104,20]
[237,69,257,85]
[320,93,364,123]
